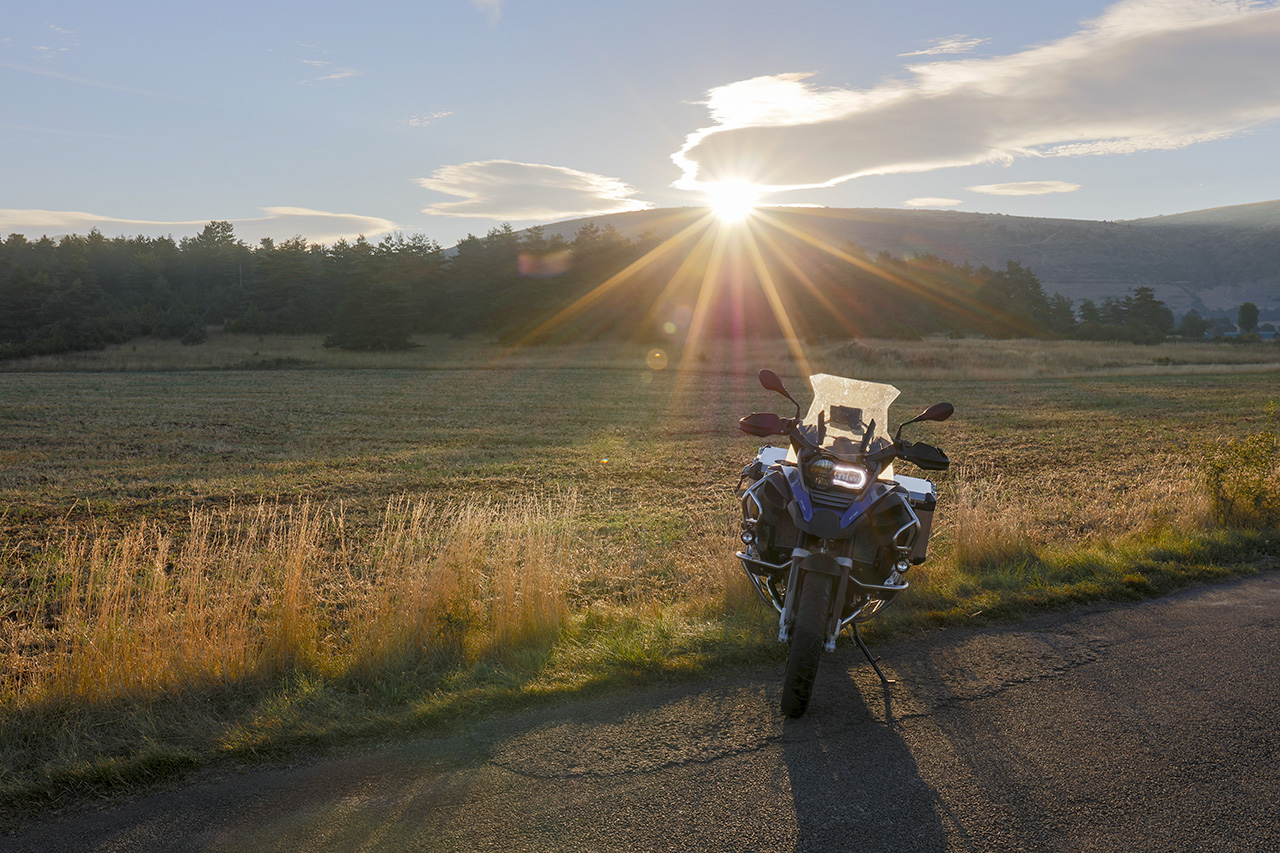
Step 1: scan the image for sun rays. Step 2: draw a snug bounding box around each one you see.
[494,203,1000,390]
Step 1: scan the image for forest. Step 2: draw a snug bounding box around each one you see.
[0,217,1252,360]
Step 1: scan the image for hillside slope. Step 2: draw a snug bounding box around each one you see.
[537,201,1280,317]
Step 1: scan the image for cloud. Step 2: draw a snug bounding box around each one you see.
[0,207,397,244]
[968,180,1082,196]
[675,0,1280,191]
[33,23,77,61]
[408,111,453,127]
[419,160,654,220]
[245,207,396,242]
[898,35,989,57]
[0,61,187,100]
[314,69,360,82]
[904,197,963,208]
[298,57,361,84]
[472,0,502,25]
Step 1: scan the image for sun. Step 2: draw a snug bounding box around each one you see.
[705,180,763,224]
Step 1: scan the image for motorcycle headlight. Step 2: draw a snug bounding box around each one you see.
[830,463,869,491]
[808,458,835,487]
[806,458,869,491]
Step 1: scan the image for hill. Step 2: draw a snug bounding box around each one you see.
[537,201,1280,318]
[1127,199,1280,230]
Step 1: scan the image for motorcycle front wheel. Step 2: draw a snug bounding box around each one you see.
[780,572,834,717]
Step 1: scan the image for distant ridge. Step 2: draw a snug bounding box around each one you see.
[1125,198,1280,230]
[532,200,1280,317]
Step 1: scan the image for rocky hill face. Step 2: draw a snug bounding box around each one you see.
[540,200,1280,319]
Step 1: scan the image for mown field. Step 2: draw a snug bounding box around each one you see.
[2,333,1279,818]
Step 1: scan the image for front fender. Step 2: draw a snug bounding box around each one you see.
[799,551,843,577]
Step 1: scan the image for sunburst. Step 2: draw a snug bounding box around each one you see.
[704,180,763,224]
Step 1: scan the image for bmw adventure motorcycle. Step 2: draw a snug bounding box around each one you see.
[736,370,953,717]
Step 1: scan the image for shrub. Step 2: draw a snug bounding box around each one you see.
[180,326,208,346]
[1204,405,1280,528]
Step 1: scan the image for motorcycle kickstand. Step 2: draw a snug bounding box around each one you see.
[849,623,895,685]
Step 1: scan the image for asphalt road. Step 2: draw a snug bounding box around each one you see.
[5,572,1279,852]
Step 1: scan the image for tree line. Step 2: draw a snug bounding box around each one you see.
[0,219,1261,360]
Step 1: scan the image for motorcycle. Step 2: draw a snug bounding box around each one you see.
[736,369,953,717]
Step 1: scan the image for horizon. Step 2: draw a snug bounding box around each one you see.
[5,196,1279,253]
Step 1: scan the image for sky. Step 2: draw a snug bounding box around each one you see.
[3,0,1280,248]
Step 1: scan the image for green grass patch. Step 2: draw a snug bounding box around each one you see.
[871,527,1277,640]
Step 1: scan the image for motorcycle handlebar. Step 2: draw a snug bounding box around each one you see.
[744,416,948,472]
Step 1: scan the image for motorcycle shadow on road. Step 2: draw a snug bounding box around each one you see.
[780,650,975,853]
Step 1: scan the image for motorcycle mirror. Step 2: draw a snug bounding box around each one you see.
[758,368,802,418]
[895,402,954,441]
[758,369,788,396]
[917,402,954,423]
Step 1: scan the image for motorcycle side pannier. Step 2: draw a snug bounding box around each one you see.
[894,474,938,564]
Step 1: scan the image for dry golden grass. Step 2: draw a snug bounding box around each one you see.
[4,442,1242,721]
[947,472,1040,570]
[8,495,589,713]
[940,454,1213,572]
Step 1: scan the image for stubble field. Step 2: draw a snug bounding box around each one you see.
[1,333,1278,816]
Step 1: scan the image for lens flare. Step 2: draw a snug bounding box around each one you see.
[705,180,762,224]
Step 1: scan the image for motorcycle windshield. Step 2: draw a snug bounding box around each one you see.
[792,373,900,465]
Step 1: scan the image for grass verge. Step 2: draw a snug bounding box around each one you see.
[2,498,1276,823]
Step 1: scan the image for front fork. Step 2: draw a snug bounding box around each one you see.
[778,546,912,650]
[777,548,852,650]
[779,547,908,685]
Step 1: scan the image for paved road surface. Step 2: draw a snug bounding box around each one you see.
[5,572,1279,852]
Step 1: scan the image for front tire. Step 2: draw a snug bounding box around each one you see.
[781,572,834,717]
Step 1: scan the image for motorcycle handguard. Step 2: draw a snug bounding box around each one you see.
[738,412,785,437]
[900,441,950,471]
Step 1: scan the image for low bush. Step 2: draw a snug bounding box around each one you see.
[1204,404,1280,528]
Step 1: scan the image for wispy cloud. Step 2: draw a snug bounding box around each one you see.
[314,68,360,82]
[968,180,1082,196]
[898,34,989,57]
[298,55,362,84]
[408,111,453,127]
[0,61,188,100]
[904,197,963,208]
[0,207,397,244]
[675,0,1280,191]
[419,160,654,220]
[33,23,78,61]
[472,0,503,25]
